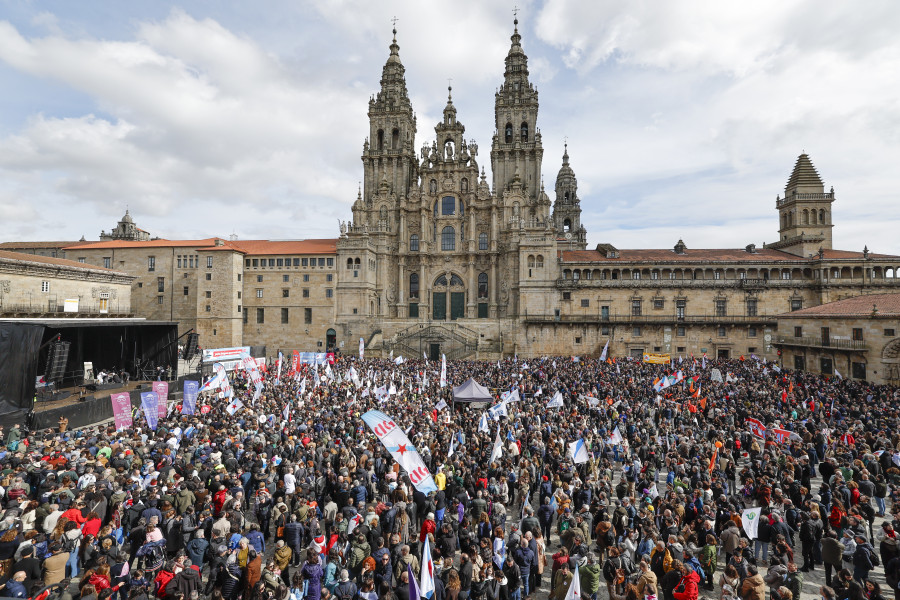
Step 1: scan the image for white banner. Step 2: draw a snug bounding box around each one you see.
[440,354,447,388]
[362,410,437,494]
[741,507,761,540]
[202,346,251,363]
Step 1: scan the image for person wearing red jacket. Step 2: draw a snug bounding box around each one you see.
[420,512,436,543]
[61,503,86,526]
[673,565,700,600]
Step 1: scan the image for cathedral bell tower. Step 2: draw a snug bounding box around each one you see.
[552,144,587,249]
[359,27,418,222]
[766,153,835,257]
[490,17,546,220]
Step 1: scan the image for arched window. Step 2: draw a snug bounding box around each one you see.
[521,122,529,142]
[563,218,572,232]
[435,275,447,286]
[820,209,826,223]
[441,226,456,251]
[391,128,399,150]
[409,234,419,252]
[478,272,488,298]
[478,233,488,250]
[461,178,468,193]
[347,258,353,269]
[354,258,360,268]
[564,192,570,204]
[377,129,384,151]
[505,123,513,143]
[450,274,464,286]
[409,273,419,299]
[802,210,809,224]
[536,255,544,267]
[573,270,580,281]
[811,210,817,225]
[441,196,455,215]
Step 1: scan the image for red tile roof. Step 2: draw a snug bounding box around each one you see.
[779,293,900,318]
[65,238,222,250]
[0,250,124,273]
[206,239,338,255]
[560,247,900,263]
[0,241,92,249]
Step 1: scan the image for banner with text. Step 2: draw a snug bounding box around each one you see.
[182,380,199,415]
[111,392,132,431]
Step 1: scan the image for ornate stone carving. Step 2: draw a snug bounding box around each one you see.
[91,287,117,299]
[0,280,9,294]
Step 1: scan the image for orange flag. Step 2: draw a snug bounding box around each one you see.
[700,397,707,410]
[709,450,717,473]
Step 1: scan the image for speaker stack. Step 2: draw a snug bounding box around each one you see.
[45,341,71,384]
[183,333,200,360]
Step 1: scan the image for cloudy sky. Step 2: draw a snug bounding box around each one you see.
[1,1,899,252]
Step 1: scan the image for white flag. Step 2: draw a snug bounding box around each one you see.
[226,398,243,415]
[479,412,490,433]
[741,507,761,540]
[834,368,843,380]
[440,354,447,388]
[547,391,564,409]
[608,426,623,445]
[359,337,365,360]
[394,355,405,365]
[566,565,582,600]
[599,340,609,362]
[568,439,589,464]
[488,401,509,421]
[490,430,503,463]
[435,399,448,411]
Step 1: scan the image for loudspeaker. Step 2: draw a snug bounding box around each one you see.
[183,333,200,360]
[45,341,71,383]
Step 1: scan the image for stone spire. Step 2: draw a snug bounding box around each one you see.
[784,153,824,195]
[377,26,410,102]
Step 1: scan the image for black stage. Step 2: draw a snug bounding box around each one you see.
[0,318,179,429]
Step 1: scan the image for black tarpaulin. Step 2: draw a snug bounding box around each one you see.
[0,323,43,427]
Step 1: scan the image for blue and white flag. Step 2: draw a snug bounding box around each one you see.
[507,429,516,442]
[599,340,609,362]
[435,399,448,411]
[362,410,437,494]
[359,337,365,360]
[568,438,590,464]
[490,430,503,464]
[419,535,436,599]
[488,401,509,421]
[140,392,159,430]
[199,362,227,393]
[478,412,490,433]
[448,431,460,458]
[226,398,243,415]
[608,426,623,445]
[547,391,564,409]
[501,388,521,403]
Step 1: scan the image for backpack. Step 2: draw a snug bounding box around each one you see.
[337,582,356,600]
[154,570,175,599]
[868,546,880,567]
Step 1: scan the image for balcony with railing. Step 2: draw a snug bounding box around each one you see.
[774,335,868,351]
[0,302,133,318]
[522,312,777,325]
[776,191,835,207]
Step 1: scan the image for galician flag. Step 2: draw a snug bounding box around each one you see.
[440,354,447,388]
[547,391,564,409]
[359,337,365,360]
[490,430,503,464]
[741,507,761,540]
[566,564,582,600]
[608,426,623,445]
[568,438,590,464]
[599,340,609,362]
[419,535,436,599]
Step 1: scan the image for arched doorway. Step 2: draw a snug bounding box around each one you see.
[326,328,336,351]
[432,274,465,321]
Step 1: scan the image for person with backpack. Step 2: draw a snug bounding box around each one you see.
[335,569,358,600]
[852,534,877,584]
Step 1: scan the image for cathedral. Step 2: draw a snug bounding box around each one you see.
[334,20,900,361]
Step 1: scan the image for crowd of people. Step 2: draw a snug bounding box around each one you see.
[0,352,898,600]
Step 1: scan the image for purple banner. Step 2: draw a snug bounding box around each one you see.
[152,381,169,418]
[140,392,159,430]
[182,380,199,415]
[111,392,132,431]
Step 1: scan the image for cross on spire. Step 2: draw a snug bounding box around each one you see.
[391,16,399,27]
[512,5,519,18]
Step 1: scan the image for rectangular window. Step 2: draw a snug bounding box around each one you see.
[580,299,589,308]
[562,292,571,300]
[575,337,582,344]
[409,303,419,318]
[748,326,757,337]
[478,303,488,318]
[256,289,263,298]
[205,291,211,298]
[183,286,189,296]
[303,274,310,282]
[852,328,863,341]
[718,326,727,337]
[148,256,156,271]
[794,355,805,370]
[632,271,641,280]
[651,271,659,280]
[103,257,111,269]
[207,256,213,268]
[653,299,664,309]
[237,274,241,282]
[281,308,289,324]
[633,326,642,336]
[782,271,792,280]
[205,305,211,312]
[601,325,610,335]
[852,361,866,380]
[188,256,194,268]
[676,299,686,319]
[820,357,833,375]
[257,275,263,282]
[304,308,312,324]
[677,346,686,353]
[237,292,241,299]
[282,289,289,298]
[714,271,721,280]
[326,289,333,298]
[302,288,309,298]
[178,257,184,268]
[157,277,165,293]
[76,257,85,263]
[283,274,290,283]
[748,347,757,353]
[276,258,284,267]
[243,308,248,324]
[205,273,211,281]
[676,326,685,336]
[158,296,164,304]
[326,258,334,267]
[257,308,264,323]
[740,272,747,279]
[268,259,275,267]
[318,258,325,267]
[791,298,802,311]
[631,299,642,316]
[237,305,241,313]
[794,326,802,338]
[715,299,727,316]
[326,274,333,282]
[747,299,758,317]
[252,259,259,267]
[886,329,896,337]
[245,259,250,267]
[41,281,50,293]
[293,258,300,267]
[301,258,308,267]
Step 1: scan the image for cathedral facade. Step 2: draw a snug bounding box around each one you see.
[334,21,900,362]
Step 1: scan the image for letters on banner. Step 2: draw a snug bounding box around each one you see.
[746,417,766,439]
[362,410,437,494]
